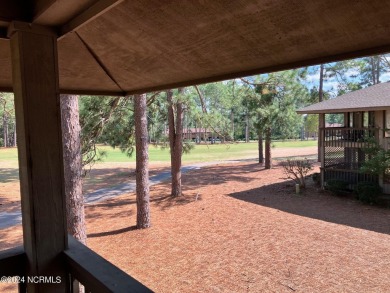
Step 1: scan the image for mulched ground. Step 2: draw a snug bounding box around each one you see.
[1,151,390,292]
[82,162,390,293]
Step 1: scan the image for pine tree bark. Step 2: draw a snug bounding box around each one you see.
[3,113,8,147]
[60,94,86,244]
[231,110,235,141]
[167,89,183,197]
[134,93,151,229]
[258,130,264,164]
[13,120,16,147]
[245,111,249,143]
[264,127,272,169]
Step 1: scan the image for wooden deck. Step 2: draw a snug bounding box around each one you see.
[0,236,152,293]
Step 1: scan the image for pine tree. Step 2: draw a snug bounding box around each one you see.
[60,94,86,244]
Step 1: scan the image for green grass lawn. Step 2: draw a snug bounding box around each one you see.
[0,140,317,164]
[0,147,18,161]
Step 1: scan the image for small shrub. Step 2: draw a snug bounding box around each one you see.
[282,158,313,188]
[355,181,382,205]
[325,179,349,196]
[312,172,321,186]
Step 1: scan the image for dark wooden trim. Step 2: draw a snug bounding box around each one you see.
[60,0,124,39]
[61,88,125,97]
[7,21,58,38]
[0,246,26,277]
[324,168,373,174]
[0,27,8,39]
[0,87,125,96]
[63,236,153,293]
[320,127,378,131]
[0,86,13,92]
[297,106,390,115]
[0,1,31,23]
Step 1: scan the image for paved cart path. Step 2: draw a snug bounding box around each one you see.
[0,147,317,229]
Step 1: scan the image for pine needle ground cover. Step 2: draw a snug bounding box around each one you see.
[1,146,389,292]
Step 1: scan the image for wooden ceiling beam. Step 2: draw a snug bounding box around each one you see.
[60,89,125,97]
[59,0,123,39]
[0,86,126,96]
[0,86,13,92]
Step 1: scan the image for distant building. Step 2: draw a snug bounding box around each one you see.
[164,128,223,142]
[298,82,390,194]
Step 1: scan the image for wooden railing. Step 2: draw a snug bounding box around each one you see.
[64,236,152,293]
[0,246,26,292]
[322,127,378,144]
[323,168,378,189]
[0,236,152,293]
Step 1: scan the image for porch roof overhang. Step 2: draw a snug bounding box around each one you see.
[1,0,390,96]
[297,82,390,114]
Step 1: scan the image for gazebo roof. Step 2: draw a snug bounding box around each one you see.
[297,82,390,114]
[1,1,390,96]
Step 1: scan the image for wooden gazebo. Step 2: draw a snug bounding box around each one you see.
[1,1,390,292]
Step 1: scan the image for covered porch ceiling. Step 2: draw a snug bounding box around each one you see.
[0,0,390,96]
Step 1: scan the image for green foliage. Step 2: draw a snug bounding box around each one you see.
[79,95,134,167]
[325,179,349,196]
[191,82,237,141]
[360,138,390,179]
[308,86,331,103]
[305,114,319,133]
[357,55,390,87]
[244,70,310,141]
[355,181,382,205]
[0,93,16,147]
[182,141,195,154]
[326,113,344,125]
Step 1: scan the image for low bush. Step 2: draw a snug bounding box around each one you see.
[355,181,382,205]
[312,172,321,186]
[282,158,313,188]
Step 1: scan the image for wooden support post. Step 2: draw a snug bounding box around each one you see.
[319,113,325,188]
[9,22,68,292]
[377,111,385,188]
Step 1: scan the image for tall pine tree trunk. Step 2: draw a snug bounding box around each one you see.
[60,94,86,244]
[167,89,184,197]
[134,93,151,229]
[264,127,272,169]
[13,120,16,147]
[245,111,249,143]
[258,130,263,164]
[370,57,381,85]
[231,110,235,141]
[3,113,8,147]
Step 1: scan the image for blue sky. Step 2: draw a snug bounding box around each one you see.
[304,56,390,97]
